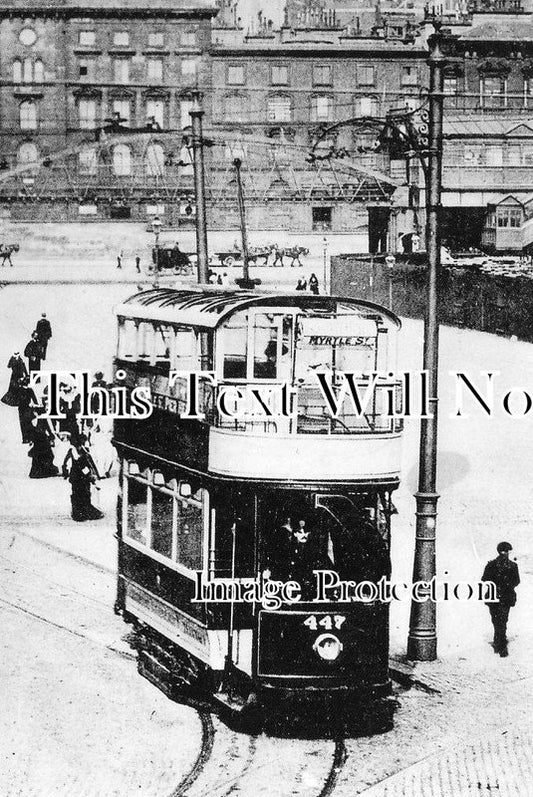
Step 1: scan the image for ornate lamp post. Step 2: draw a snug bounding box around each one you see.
[151,214,162,289]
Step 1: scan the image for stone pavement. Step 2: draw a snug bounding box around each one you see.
[361,731,533,796]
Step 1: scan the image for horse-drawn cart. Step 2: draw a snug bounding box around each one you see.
[0,242,19,266]
[215,245,272,268]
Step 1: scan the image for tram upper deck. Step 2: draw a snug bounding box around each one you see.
[114,288,403,486]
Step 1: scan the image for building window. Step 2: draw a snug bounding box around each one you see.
[313,65,332,86]
[113,143,131,176]
[358,96,378,116]
[145,143,165,176]
[78,99,97,129]
[78,58,95,81]
[443,76,458,108]
[312,206,332,231]
[224,93,247,122]
[523,146,533,166]
[403,97,418,112]
[227,64,244,85]
[78,147,98,175]
[20,100,37,130]
[401,66,418,86]
[113,58,130,84]
[113,31,130,46]
[311,95,333,122]
[23,58,33,83]
[182,57,198,77]
[146,99,164,128]
[267,95,291,122]
[480,76,506,108]
[79,30,95,46]
[112,99,130,127]
[497,207,522,228]
[271,65,289,86]
[180,98,194,129]
[13,60,22,83]
[148,32,164,47]
[147,58,163,81]
[463,145,483,165]
[507,145,521,166]
[180,31,197,47]
[179,145,194,176]
[17,142,39,170]
[357,65,375,86]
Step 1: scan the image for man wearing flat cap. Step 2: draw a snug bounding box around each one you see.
[482,542,520,657]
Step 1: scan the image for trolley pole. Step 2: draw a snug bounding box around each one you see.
[189,91,209,285]
[407,27,454,661]
[233,158,256,290]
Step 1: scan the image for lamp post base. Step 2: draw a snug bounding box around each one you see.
[407,634,437,661]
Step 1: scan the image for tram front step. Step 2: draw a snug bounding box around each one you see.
[212,690,249,713]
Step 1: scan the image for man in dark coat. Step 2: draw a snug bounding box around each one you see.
[63,434,104,521]
[35,313,52,360]
[482,541,520,657]
[24,331,42,372]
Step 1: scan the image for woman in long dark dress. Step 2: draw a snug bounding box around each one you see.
[63,436,104,521]
[18,377,38,443]
[1,352,27,406]
[28,418,59,478]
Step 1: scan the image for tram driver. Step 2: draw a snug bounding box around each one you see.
[266,513,332,600]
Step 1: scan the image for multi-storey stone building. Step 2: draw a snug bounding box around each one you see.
[0,0,216,223]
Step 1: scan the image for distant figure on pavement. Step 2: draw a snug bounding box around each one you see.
[309,273,319,295]
[28,416,59,479]
[135,253,141,273]
[24,331,43,372]
[2,352,27,406]
[482,541,520,657]
[35,312,52,360]
[295,278,307,291]
[18,375,38,443]
[62,433,104,521]
[117,249,123,269]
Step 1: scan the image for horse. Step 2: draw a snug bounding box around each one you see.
[0,243,19,267]
[271,244,309,267]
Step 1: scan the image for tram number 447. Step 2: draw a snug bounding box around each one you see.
[303,615,346,631]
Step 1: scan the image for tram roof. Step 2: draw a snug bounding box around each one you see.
[115,288,401,329]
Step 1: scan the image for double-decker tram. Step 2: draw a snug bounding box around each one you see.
[113,287,403,729]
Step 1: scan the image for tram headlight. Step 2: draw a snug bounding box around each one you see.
[312,633,343,662]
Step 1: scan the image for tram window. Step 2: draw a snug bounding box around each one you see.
[154,324,173,366]
[176,496,203,570]
[151,489,174,558]
[137,322,153,361]
[118,318,136,360]
[211,498,255,578]
[174,327,196,370]
[253,314,284,380]
[222,316,247,379]
[126,478,149,545]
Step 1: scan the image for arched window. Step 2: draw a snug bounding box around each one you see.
[23,58,33,83]
[179,145,193,177]
[13,60,22,83]
[145,143,165,176]
[34,59,44,82]
[113,143,131,176]
[20,101,37,130]
[17,142,39,169]
[78,147,98,175]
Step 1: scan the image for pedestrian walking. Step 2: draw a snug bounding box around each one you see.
[24,331,43,372]
[35,312,52,360]
[18,375,38,443]
[482,541,520,657]
[2,351,27,406]
[135,253,141,273]
[309,273,319,295]
[295,278,307,291]
[28,416,59,479]
[117,249,123,269]
[62,434,104,521]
